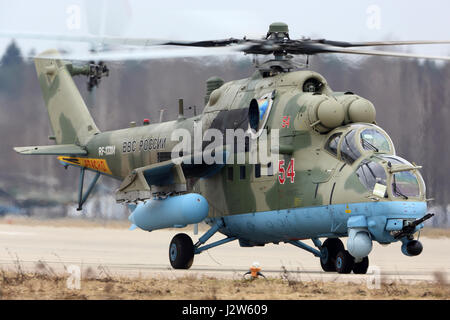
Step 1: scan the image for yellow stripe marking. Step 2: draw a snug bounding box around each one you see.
[58,156,112,175]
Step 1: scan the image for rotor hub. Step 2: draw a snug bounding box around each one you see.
[267,22,290,40]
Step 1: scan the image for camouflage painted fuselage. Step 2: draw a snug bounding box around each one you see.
[24,54,427,246]
[76,69,427,244]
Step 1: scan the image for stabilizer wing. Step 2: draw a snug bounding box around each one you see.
[13,144,87,156]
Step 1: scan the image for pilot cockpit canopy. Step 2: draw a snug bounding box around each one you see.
[325,124,395,164]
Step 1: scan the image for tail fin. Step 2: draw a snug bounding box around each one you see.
[34,50,100,145]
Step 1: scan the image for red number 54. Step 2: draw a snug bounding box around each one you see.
[278,159,295,184]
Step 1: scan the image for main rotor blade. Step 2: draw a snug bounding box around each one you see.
[5,30,450,62]
[162,38,252,47]
[36,45,247,62]
[321,46,450,61]
[0,30,173,47]
[0,30,254,48]
[315,39,450,48]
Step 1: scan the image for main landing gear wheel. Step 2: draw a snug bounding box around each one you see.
[169,233,194,269]
[352,256,369,274]
[320,238,344,272]
[335,250,354,274]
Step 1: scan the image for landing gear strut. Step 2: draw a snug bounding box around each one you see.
[168,219,237,270]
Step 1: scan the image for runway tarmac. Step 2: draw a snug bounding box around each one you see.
[0,223,448,283]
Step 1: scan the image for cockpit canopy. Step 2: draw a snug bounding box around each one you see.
[324,124,395,164]
[382,155,423,199]
[356,155,424,199]
[324,124,424,200]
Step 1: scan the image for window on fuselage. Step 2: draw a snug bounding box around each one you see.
[392,171,420,198]
[325,132,342,157]
[340,130,361,164]
[360,129,391,153]
[356,160,387,196]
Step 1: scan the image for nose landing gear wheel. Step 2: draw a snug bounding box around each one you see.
[335,250,354,274]
[169,233,194,269]
[352,256,369,274]
[320,238,344,272]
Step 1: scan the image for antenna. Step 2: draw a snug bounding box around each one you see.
[178,99,185,120]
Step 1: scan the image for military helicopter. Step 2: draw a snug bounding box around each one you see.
[13,22,446,273]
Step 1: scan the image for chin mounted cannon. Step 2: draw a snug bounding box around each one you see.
[395,213,434,256]
[66,61,109,92]
[346,213,434,262]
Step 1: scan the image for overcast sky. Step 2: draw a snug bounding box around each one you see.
[0,0,450,58]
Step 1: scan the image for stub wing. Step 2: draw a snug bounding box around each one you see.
[13,144,87,156]
[116,148,230,203]
[116,160,187,203]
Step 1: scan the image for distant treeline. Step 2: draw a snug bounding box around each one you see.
[0,41,448,226]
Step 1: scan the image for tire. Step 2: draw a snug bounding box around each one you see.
[320,238,344,272]
[353,256,369,274]
[169,233,194,269]
[335,250,354,274]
